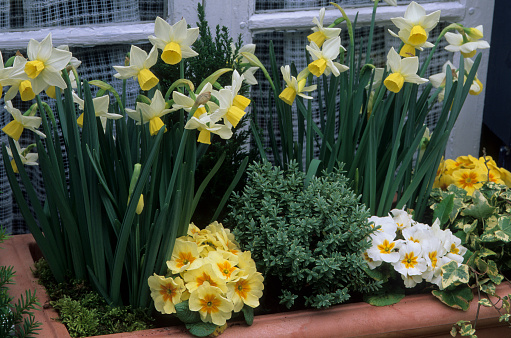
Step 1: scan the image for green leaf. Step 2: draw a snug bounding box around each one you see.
[363,284,405,306]
[185,322,219,337]
[461,190,496,219]
[175,301,201,324]
[480,282,496,296]
[478,247,497,258]
[441,261,470,288]
[487,260,504,285]
[462,220,478,234]
[241,305,254,326]
[478,299,492,307]
[433,193,454,227]
[497,216,511,242]
[432,285,473,311]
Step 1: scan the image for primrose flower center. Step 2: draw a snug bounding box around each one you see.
[235,279,249,299]
[450,244,459,255]
[160,282,177,302]
[458,172,478,189]
[377,239,395,254]
[177,252,195,268]
[200,294,220,314]
[197,272,217,287]
[429,251,438,268]
[402,252,418,269]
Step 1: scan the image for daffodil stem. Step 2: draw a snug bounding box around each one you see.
[366,0,379,64]
[420,23,461,77]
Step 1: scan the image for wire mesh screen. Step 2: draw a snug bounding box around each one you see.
[256,0,449,11]
[252,22,452,160]
[4,0,164,29]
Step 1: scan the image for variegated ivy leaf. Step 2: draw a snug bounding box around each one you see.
[478,247,497,257]
[441,261,470,288]
[463,219,478,234]
[478,298,492,307]
[487,260,504,284]
[497,216,511,242]
[480,281,496,296]
[461,190,496,220]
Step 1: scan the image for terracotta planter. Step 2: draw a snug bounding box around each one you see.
[2,234,510,337]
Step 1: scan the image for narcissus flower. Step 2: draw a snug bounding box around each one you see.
[2,101,46,140]
[214,70,251,128]
[384,47,428,93]
[227,271,264,312]
[232,43,260,85]
[6,141,38,174]
[279,66,316,105]
[2,56,34,101]
[24,33,72,95]
[148,274,186,314]
[126,90,172,135]
[170,82,219,118]
[167,238,203,274]
[307,8,341,48]
[184,113,233,145]
[72,92,122,129]
[149,17,199,65]
[114,45,159,91]
[445,25,490,58]
[390,1,440,47]
[189,284,234,325]
[306,37,349,77]
[463,58,483,95]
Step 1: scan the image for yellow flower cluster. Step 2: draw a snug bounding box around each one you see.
[148,222,264,326]
[433,155,511,196]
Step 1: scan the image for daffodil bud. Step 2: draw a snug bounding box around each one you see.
[195,91,211,106]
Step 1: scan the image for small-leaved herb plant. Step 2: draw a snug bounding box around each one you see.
[227,161,381,309]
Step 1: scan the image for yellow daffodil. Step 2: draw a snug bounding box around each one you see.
[388,27,435,57]
[167,238,203,274]
[6,141,38,174]
[149,17,199,65]
[306,37,349,77]
[183,263,227,293]
[72,92,122,129]
[114,45,159,91]
[213,70,251,128]
[170,83,219,118]
[445,25,490,58]
[390,1,441,47]
[279,66,316,105]
[205,250,240,282]
[227,271,264,312]
[24,33,72,95]
[452,168,485,196]
[148,274,186,314]
[384,47,428,93]
[2,101,46,141]
[188,284,234,325]
[307,8,342,48]
[126,90,172,136]
[184,112,233,145]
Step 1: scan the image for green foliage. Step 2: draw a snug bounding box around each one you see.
[363,283,405,307]
[432,285,473,311]
[451,320,477,338]
[227,161,382,309]
[0,227,42,337]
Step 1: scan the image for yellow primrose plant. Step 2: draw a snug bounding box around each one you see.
[245,0,489,220]
[0,15,253,311]
[148,222,263,336]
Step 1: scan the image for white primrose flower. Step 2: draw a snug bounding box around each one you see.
[307,8,342,48]
[306,37,349,77]
[368,215,398,237]
[389,207,413,232]
[367,232,400,263]
[392,241,427,288]
[443,230,467,264]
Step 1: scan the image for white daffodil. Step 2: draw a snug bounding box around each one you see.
[213,70,251,128]
[0,51,15,100]
[6,140,38,174]
[307,8,342,48]
[126,90,172,136]
[24,33,72,95]
[388,28,435,57]
[367,232,400,263]
[278,66,316,105]
[445,25,490,58]
[149,17,199,65]
[2,101,46,141]
[392,242,427,287]
[429,61,458,102]
[372,0,397,6]
[390,1,440,49]
[184,112,233,145]
[3,56,35,102]
[306,37,349,77]
[384,47,428,93]
[56,45,81,69]
[463,58,484,95]
[72,92,122,129]
[170,82,219,118]
[43,45,82,99]
[114,45,159,91]
[232,43,260,85]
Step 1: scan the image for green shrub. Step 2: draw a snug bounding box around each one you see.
[227,161,382,309]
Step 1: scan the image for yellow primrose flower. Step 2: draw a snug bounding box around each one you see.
[24,33,72,95]
[213,70,251,128]
[452,168,485,196]
[205,250,240,282]
[390,1,441,47]
[149,17,199,65]
[6,141,38,174]
[384,47,428,93]
[167,238,203,274]
[126,90,171,136]
[2,101,46,141]
[204,222,239,252]
[170,82,219,118]
[148,274,186,314]
[279,66,316,105]
[113,45,159,91]
[306,37,349,77]
[236,251,257,275]
[189,284,234,326]
[445,25,490,58]
[307,8,342,48]
[184,112,233,145]
[183,263,227,293]
[227,271,264,312]
[72,92,122,129]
